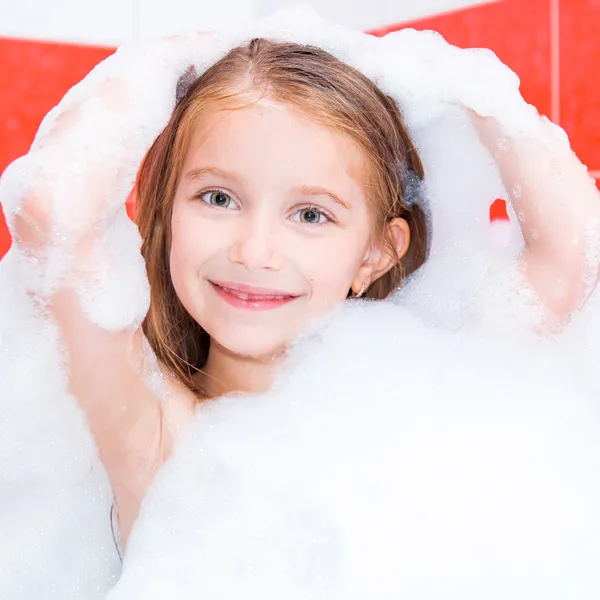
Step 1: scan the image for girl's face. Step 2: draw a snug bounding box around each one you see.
[170,99,387,360]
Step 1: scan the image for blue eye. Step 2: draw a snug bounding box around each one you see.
[199,190,237,209]
[293,207,330,224]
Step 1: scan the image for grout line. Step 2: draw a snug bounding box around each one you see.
[550,0,561,124]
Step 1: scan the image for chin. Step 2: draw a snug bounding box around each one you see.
[211,326,294,362]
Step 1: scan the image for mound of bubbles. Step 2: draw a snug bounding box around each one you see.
[0,6,599,599]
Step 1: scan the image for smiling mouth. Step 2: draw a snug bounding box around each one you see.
[209,281,300,311]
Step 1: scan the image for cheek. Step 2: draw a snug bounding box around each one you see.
[297,234,367,301]
[169,214,196,285]
[169,205,220,291]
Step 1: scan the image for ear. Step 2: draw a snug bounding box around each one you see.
[351,218,411,294]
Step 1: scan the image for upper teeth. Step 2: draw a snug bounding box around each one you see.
[224,288,287,301]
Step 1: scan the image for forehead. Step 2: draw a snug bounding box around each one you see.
[182,99,368,195]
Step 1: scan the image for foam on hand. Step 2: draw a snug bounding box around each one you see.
[0,6,599,600]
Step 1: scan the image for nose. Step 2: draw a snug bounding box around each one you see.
[229,210,282,271]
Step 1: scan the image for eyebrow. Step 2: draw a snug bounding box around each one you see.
[183,166,241,184]
[294,186,350,210]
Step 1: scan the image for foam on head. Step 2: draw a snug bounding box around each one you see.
[0,6,560,329]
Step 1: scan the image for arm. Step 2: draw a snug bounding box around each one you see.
[471,112,600,323]
[50,285,195,546]
[0,36,205,545]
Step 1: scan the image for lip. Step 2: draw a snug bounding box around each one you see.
[209,280,301,311]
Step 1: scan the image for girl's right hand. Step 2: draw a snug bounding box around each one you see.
[1,33,214,251]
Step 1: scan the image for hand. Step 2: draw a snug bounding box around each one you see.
[2,32,216,245]
[464,104,600,322]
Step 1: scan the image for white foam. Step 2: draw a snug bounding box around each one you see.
[108,301,600,599]
[0,251,121,599]
[0,6,599,600]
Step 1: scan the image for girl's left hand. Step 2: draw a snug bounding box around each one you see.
[467,107,600,325]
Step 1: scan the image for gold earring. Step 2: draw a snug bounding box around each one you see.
[354,282,367,298]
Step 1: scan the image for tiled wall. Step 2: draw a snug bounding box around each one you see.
[371,0,599,179]
[0,0,598,258]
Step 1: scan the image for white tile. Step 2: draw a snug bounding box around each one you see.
[137,0,252,40]
[0,0,501,46]
[253,0,502,31]
[0,0,134,45]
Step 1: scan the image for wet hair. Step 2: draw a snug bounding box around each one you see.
[136,38,429,397]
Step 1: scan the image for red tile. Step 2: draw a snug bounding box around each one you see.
[0,205,10,258]
[0,38,114,259]
[559,0,600,172]
[490,198,509,221]
[370,0,553,118]
[0,38,114,175]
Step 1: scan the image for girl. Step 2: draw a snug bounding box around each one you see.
[2,10,600,599]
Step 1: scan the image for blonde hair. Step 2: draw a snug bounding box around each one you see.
[136,38,429,396]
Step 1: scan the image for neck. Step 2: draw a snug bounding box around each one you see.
[200,341,285,398]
